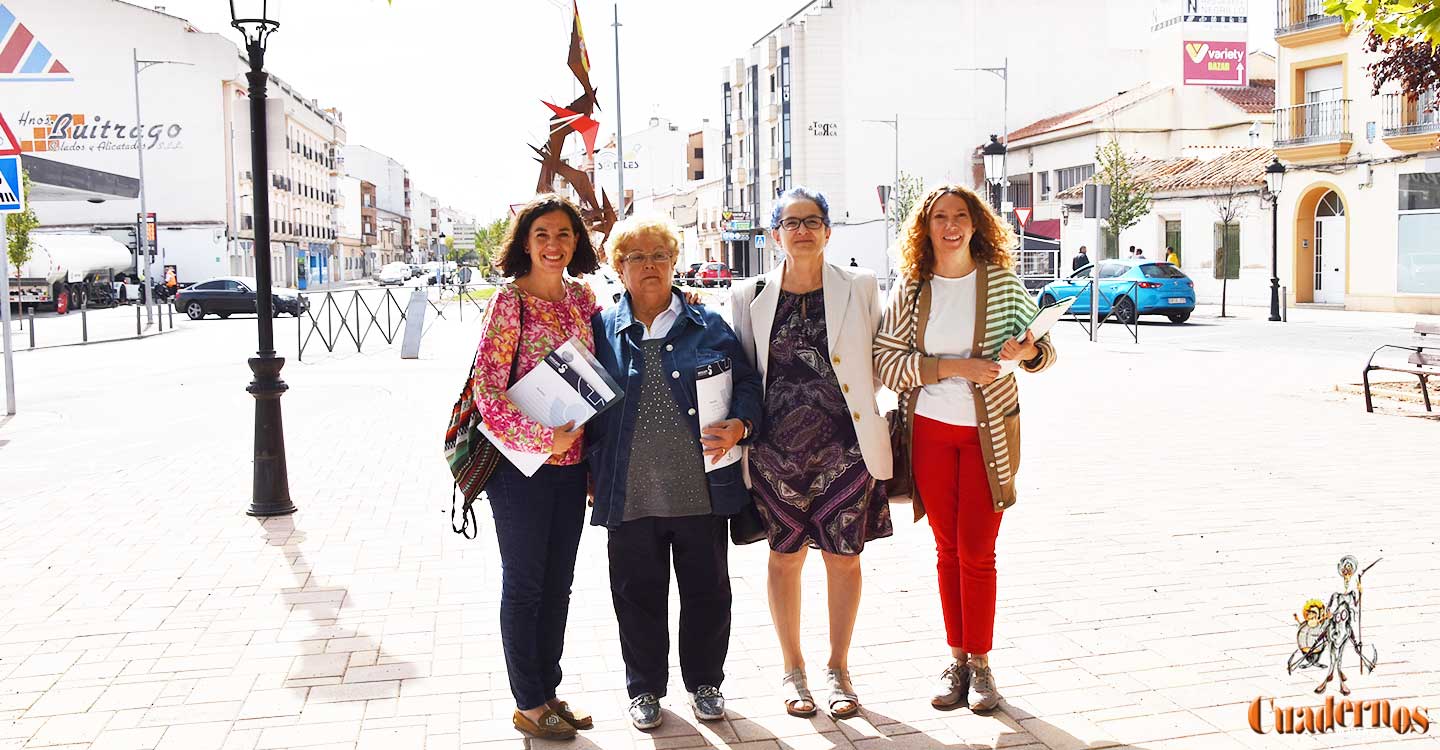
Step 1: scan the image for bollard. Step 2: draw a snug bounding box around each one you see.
[168,302,173,329]
[82,303,88,343]
[459,284,464,322]
[28,308,35,349]
[1282,286,1288,323]
[136,304,142,336]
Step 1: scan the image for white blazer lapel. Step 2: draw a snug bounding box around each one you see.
[749,267,785,377]
[822,263,851,356]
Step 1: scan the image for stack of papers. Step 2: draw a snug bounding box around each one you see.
[478,337,623,476]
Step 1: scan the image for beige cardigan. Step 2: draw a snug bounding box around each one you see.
[873,263,1056,517]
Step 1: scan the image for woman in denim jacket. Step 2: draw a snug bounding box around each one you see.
[587,214,763,731]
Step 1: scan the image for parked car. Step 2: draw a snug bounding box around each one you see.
[681,263,702,285]
[1037,260,1195,324]
[697,262,733,288]
[407,264,424,279]
[378,262,411,286]
[172,277,309,320]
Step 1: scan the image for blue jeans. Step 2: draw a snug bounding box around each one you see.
[486,460,587,710]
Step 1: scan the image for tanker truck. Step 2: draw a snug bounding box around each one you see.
[7,234,133,314]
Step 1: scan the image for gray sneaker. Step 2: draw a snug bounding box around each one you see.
[969,662,1002,712]
[690,685,725,721]
[628,693,662,730]
[931,660,970,709]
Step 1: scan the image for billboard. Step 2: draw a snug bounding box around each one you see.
[1183,40,1248,87]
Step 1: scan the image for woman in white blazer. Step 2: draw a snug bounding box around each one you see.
[729,186,893,720]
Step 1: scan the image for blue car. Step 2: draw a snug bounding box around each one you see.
[1038,259,1196,324]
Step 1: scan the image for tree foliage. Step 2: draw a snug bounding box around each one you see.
[1094,140,1152,256]
[890,171,925,236]
[1329,0,1440,105]
[6,170,39,276]
[1328,0,1440,45]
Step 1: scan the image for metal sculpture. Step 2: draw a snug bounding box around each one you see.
[532,1,617,251]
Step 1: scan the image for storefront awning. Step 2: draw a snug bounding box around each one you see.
[20,155,140,203]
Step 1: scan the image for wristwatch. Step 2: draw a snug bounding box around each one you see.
[740,418,754,441]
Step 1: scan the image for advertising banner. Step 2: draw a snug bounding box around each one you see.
[1183,40,1248,87]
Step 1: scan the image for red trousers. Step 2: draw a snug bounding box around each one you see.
[912,415,1004,654]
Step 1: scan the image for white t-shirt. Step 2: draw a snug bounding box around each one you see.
[915,271,979,427]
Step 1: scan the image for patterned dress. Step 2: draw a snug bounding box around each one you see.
[749,288,891,555]
[471,279,600,466]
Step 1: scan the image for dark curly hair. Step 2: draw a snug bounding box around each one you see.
[497,193,600,278]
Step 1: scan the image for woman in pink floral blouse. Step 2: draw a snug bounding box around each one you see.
[471,193,602,740]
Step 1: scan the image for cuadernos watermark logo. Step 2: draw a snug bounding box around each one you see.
[1248,556,1429,736]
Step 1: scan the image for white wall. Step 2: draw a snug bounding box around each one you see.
[7,0,241,230]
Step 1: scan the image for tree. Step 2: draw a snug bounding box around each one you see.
[890,171,925,235]
[1328,0,1440,45]
[472,216,511,277]
[1329,0,1440,123]
[1094,140,1152,259]
[6,170,39,277]
[1209,180,1248,318]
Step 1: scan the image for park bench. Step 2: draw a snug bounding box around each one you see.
[1363,321,1438,413]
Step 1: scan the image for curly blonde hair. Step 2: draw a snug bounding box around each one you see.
[605,214,681,275]
[897,184,1015,281]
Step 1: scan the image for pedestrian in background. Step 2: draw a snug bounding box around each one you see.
[1166,246,1180,266]
[1072,246,1090,272]
[588,214,764,730]
[472,193,601,740]
[730,186,893,720]
[874,184,1057,713]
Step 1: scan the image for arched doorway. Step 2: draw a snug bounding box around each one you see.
[1292,185,1349,304]
[1313,191,1347,304]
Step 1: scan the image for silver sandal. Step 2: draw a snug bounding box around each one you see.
[781,668,817,717]
[824,668,860,719]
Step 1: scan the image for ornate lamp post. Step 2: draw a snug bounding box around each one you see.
[982,134,1007,212]
[231,0,295,516]
[1265,157,1286,323]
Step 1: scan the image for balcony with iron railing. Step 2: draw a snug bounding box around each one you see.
[1273,99,1353,159]
[1275,0,1347,46]
[1381,89,1440,150]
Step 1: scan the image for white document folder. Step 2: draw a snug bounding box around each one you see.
[695,358,741,473]
[478,337,623,477]
[995,295,1078,377]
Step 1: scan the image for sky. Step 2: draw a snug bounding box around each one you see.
[155,0,1281,225]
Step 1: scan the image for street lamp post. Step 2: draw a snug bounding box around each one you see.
[981,134,1007,212]
[231,0,296,517]
[957,59,1009,194]
[1265,156,1286,322]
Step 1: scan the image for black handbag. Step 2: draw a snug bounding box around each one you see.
[729,501,768,545]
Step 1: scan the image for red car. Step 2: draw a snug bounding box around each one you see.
[697,262,733,288]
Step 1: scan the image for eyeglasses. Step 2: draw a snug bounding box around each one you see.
[778,216,827,231]
[620,251,673,267]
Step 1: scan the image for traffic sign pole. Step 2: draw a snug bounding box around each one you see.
[2,221,16,415]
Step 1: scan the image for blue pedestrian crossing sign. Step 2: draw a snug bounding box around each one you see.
[0,155,23,214]
[755,233,766,248]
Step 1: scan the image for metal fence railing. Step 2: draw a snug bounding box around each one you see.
[295,283,496,361]
[1275,0,1342,35]
[1274,100,1353,147]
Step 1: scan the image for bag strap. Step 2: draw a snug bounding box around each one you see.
[451,291,528,539]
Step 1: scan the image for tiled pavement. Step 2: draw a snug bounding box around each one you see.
[1,297,1437,750]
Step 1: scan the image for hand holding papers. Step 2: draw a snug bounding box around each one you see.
[695,358,742,472]
[477,337,623,477]
[995,294,1077,377]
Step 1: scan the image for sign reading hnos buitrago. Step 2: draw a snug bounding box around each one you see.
[13,111,184,153]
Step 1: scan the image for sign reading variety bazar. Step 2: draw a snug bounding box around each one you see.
[1182,40,1248,87]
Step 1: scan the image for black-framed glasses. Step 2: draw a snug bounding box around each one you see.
[620,251,673,267]
[778,216,827,231]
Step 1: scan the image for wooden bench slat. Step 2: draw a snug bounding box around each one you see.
[1416,321,1440,336]
[1409,351,1440,367]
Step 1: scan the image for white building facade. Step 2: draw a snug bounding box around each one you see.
[719,0,1157,279]
[343,144,411,268]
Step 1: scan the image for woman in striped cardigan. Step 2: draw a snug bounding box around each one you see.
[873,184,1057,713]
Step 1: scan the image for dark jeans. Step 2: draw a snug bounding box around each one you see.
[607,514,731,698]
[487,460,587,710]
